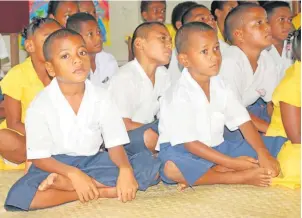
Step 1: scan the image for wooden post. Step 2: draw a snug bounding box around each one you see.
[10,33,19,68]
[292,1,301,16]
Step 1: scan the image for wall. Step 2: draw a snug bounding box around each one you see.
[1,1,211,69]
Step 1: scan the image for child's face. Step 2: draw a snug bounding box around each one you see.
[140,25,172,65]
[179,30,221,78]
[142,2,166,22]
[240,7,272,49]
[186,8,217,31]
[52,1,79,27]
[216,1,238,23]
[26,22,61,61]
[78,1,97,19]
[46,35,91,84]
[268,7,293,42]
[80,20,103,54]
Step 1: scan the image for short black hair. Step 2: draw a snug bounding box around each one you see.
[140,1,166,13]
[43,28,84,61]
[175,21,214,54]
[292,28,301,61]
[171,1,197,30]
[131,21,166,57]
[47,1,77,16]
[224,3,262,43]
[21,17,61,39]
[210,1,228,20]
[262,1,290,20]
[181,4,208,25]
[66,12,97,33]
[237,1,259,6]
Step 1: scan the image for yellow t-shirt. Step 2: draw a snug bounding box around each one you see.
[217,26,225,42]
[292,13,301,30]
[266,61,301,189]
[125,23,177,48]
[0,57,44,170]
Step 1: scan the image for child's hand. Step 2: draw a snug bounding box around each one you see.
[258,153,280,177]
[117,167,138,203]
[68,168,99,203]
[231,156,259,170]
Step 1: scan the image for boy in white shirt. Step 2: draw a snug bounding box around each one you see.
[220,4,279,140]
[109,22,172,155]
[158,22,287,189]
[263,1,294,82]
[4,29,160,211]
[67,13,118,88]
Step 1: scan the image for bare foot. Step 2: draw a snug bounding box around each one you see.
[177,183,188,191]
[38,173,58,191]
[241,168,272,187]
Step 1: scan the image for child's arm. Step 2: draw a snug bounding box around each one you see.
[249,113,269,133]
[184,141,258,171]
[108,145,138,202]
[31,157,99,203]
[0,100,5,118]
[4,95,25,135]
[280,102,301,144]
[123,118,144,131]
[240,121,279,176]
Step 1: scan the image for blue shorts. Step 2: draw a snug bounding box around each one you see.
[224,98,271,141]
[158,136,287,186]
[124,120,158,156]
[5,151,161,211]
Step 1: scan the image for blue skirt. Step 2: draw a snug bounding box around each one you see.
[124,120,159,156]
[158,136,287,186]
[224,98,271,141]
[5,151,161,211]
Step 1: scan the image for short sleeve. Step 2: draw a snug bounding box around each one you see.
[0,66,23,101]
[25,107,53,159]
[100,93,130,148]
[224,87,251,131]
[219,59,243,104]
[273,79,301,108]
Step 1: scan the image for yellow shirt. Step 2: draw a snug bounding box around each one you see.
[292,13,301,30]
[0,57,44,170]
[0,57,44,130]
[217,26,225,42]
[125,23,176,48]
[266,61,301,189]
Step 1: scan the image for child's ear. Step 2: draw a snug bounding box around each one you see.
[177,53,189,68]
[45,61,55,78]
[214,9,221,19]
[48,14,55,20]
[24,39,35,53]
[175,21,182,30]
[234,29,243,43]
[134,37,144,52]
[141,12,148,21]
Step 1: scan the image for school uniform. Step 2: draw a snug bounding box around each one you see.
[219,46,279,141]
[157,69,286,186]
[108,59,171,155]
[5,78,161,211]
[89,51,118,88]
[167,40,229,85]
[266,41,293,82]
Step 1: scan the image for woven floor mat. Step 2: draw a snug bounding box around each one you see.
[0,171,300,218]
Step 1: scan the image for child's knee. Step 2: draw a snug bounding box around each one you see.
[163,160,181,180]
[143,128,158,152]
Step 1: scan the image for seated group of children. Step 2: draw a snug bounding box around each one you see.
[0,0,300,212]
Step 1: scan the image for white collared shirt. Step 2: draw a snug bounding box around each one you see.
[89,51,118,88]
[219,46,278,107]
[108,59,171,124]
[168,40,229,85]
[267,41,293,82]
[25,79,129,159]
[158,69,250,149]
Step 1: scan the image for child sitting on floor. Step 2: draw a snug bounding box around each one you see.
[219,4,279,140]
[47,0,79,27]
[0,17,61,171]
[109,22,172,155]
[4,29,160,211]
[267,28,301,189]
[157,22,287,189]
[263,1,294,82]
[67,12,118,87]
